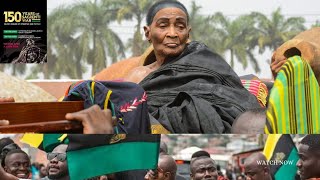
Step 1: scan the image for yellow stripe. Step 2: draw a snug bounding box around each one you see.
[296,57,305,132]
[275,77,286,133]
[20,134,43,148]
[263,134,282,161]
[304,62,312,133]
[264,126,270,134]
[104,90,113,109]
[314,79,319,132]
[266,101,277,133]
[58,134,67,142]
[91,81,95,98]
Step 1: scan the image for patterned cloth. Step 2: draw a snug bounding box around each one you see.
[266,56,320,134]
[241,79,268,107]
[63,80,151,134]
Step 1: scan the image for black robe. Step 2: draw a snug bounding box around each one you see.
[140,41,260,133]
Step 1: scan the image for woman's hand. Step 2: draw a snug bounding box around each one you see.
[270,54,287,78]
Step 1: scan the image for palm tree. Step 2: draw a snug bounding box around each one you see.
[41,1,126,78]
[188,2,260,72]
[32,6,83,79]
[71,0,126,75]
[111,0,154,56]
[312,20,320,27]
[188,2,225,55]
[250,8,306,53]
[209,12,261,72]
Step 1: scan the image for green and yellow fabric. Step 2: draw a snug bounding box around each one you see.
[20,134,67,152]
[266,56,320,134]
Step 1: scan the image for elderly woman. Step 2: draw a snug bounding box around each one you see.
[121,0,260,133]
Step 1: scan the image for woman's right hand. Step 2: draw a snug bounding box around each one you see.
[270,54,287,78]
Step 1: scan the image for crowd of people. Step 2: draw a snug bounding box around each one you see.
[0,135,319,180]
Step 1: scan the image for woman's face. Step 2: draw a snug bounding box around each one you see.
[144,7,190,60]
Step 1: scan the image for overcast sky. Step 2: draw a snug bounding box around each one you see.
[47,0,320,79]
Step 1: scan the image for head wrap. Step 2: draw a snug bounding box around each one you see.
[146,0,189,25]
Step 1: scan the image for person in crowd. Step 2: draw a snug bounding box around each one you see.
[243,152,272,180]
[191,150,227,180]
[225,163,234,180]
[0,137,21,167]
[190,156,218,180]
[191,150,211,160]
[296,135,320,180]
[3,149,31,179]
[39,164,48,178]
[46,144,69,180]
[236,174,246,180]
[231,108,266,134]
[145,155,178,180]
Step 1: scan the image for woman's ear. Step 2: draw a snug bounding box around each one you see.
[187,26,191,39]
[144,26,151,42]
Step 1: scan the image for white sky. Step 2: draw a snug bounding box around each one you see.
[46,0,320,79]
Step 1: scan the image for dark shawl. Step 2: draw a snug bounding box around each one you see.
[140,41,260,133]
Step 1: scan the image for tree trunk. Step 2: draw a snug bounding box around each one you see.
[132,15,143,56]
[43,63,49,79]
[230,49,234,68]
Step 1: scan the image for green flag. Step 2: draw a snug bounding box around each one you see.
[263,134,299,180]
[66,134,160,180]
[20,134,67,152]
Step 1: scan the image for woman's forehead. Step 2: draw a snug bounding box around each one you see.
[152,7,188,22]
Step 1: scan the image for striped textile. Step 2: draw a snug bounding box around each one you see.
[266,56,320,134]
[241,79,268,107]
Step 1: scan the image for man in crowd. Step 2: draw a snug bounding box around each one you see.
[46,144,69,180]
[190,155,218,180]
[191,150,210,160]
[243,152,272,180]
[297,135,320,180]
[231,108,266,134]
[0,137,21,167]
[3,149,31,179]
[145,155,177,180]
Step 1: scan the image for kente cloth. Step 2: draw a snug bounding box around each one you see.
[266,56,320,134]
[139,41,260,133]
[63,80,150,134]
[241,79,269,107]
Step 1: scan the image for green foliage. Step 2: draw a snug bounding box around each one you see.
[113,0,154,56]
[312,20,320,27]
[189,5,306,73]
